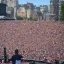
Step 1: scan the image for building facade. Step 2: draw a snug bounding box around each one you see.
[26,8,31,19]
[17,3,35,19]
[40,5,45,14]
[7,0,18,19]
[50,0,59,21]
[17,5,26,18]
[0,0,18,19]
[25,3,35,19]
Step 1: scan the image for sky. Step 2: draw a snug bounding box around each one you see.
[18,0,50,6]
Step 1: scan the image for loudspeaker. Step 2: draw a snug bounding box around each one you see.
[0,3,6,16]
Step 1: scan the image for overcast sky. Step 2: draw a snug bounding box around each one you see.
[18,0,50,6]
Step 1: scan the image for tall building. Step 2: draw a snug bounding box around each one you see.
[7,0,18,19]
[26,8,31,19]
[0,0,18,19]
[54,0,59,21]
[40,5,45,14]
[50,0,54,21]
[24,2,34,10]
[24,2,35,19]
[50,0,59,21]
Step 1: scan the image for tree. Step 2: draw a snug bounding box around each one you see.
[37,11,42,21]
[60,2,64,21]
[16,16,23,20]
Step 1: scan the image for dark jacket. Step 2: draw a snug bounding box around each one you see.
[9,54,23,64]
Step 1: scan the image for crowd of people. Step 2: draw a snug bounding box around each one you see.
[0,21,64,64]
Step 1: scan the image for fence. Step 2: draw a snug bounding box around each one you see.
[0,59,50,64]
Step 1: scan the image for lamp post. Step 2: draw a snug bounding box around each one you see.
[13,0,18,20]
[13,6,17,20]
[4,47,7,63]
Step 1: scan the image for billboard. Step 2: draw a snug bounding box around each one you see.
[0,3,6,16]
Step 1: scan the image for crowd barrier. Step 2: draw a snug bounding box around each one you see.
[0,58,50,64]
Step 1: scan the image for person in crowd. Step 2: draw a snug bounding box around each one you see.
[55,59,59,64]
[8,49,23,64]
[61,61,64,64]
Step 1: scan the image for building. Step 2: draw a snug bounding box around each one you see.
[17,3,35,19]
[17,5,32,19]
[48,5,50,13]
[54,0,59,21]
[25,3,35,19]
[50,0,59,21]
[17,5,26,18]
[50,0,55,21]
[24,2,34,10]
[17,3,49,21]
[32,7,38,20]
[40,5,45,14]
[40,5,48,21]
[7,0,18,19]
[26,8,31,19]
[50,0,64,21]
[0,0,18,19]
[43,5,48,13]
[46,5,50,21]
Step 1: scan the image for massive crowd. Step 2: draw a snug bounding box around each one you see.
[0,20,64,64]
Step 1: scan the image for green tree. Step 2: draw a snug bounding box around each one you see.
[37,11,42,21]
[30,17,33,20]
[60,2,64,21]
[16,16,23,20]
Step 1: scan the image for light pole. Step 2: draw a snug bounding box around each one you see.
[13,0,18,20]
[4,47,7,63]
